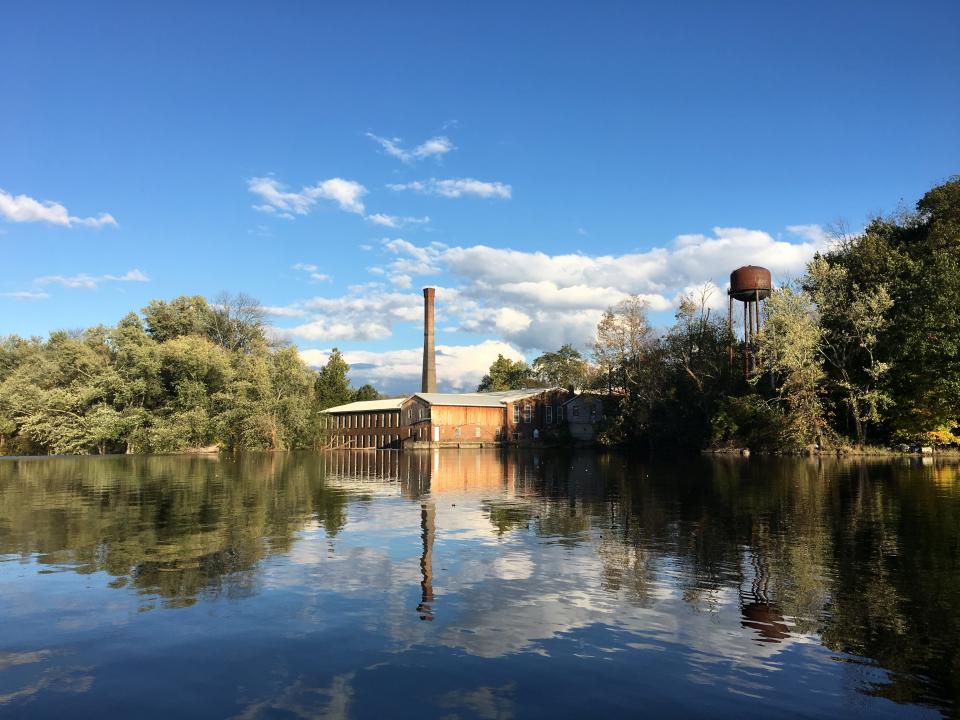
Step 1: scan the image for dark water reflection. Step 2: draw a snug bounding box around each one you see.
[1,451,958,718]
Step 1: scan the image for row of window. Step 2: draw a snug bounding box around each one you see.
[329,412,399,429]
[338,434,400,448]
[330,402,595,430]
[511,404,567,424]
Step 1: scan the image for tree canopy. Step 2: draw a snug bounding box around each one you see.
[477,355,534,391]
[0,295,381,455]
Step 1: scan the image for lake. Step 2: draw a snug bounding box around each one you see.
[1,450,958,718]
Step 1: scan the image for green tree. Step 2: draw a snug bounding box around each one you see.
[594,296,654,393]
[208,292,266,353]
[871,180,959,442]
[805,255,893,446]
[351,384,380,402]
[532,344,588,389]
[753,286,830,449]
[656,287,734,448]
[314,349,352,409]
[142,295,213,342]
[477,354,533,391]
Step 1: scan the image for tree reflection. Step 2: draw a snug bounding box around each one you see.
[2,450,959,712]
[0,453,350,607]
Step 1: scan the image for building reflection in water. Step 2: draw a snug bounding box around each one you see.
[322,449,519,622]
[6,451,960,713]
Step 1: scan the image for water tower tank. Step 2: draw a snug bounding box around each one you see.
[729,266,772,301]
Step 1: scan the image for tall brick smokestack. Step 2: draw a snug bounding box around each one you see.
[421,287,437,393]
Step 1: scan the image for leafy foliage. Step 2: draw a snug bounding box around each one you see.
[477,354,534,391]
[0,295,380,455]
[589,176,960,451]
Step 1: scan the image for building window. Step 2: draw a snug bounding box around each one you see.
[591,405,597,418]
[455,426,461,438]
[495,427,502,440]
[513,404,520,423]
[512,431,521,442]
[557,406,564,422]
[475,426,481,438]
[573,406,580,418]
[524,405,532,423]
[546,406,553,424]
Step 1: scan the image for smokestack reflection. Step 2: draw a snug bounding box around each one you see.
[417,500,435,621]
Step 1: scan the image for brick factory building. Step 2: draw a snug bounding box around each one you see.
[319,288,575,449]
[320,398,409,449]
[322,388,572,449]
[402,388,570,447]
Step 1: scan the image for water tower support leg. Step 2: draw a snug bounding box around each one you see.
[728,295,733,370]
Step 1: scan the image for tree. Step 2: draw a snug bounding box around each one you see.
[352,384,380,402]
[591,297,664,446]
[753,286,830,449]
[805,256,893,446]
[477,355,533,391]
[314,349,352,409]
[532,344,588,389]
[208,292,266,353]
[0,293,361,456]
[594,296,655,393]
[142,296,213,342]
[656,286,734,448]
[663,286,731,396]
[873,178,960,442]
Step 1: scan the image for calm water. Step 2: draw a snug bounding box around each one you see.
[1,451,958,719]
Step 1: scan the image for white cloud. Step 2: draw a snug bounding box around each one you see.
[292,263,331,282]
[0,189,117,228]
[367,213,431,229]
[357,226,829,350]
[270,223,831,378]
[34,268,150,290]
[269,287,426,344]
[387,178,512,199]
[262,305,307,318]
[366,133,455,163]
[786,224,832,245]
[2,291,49,301]
[248,176,367,216]
[300,340,524,392]
[283,318,392,342]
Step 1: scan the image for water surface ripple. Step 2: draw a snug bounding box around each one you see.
[1,450,958,718]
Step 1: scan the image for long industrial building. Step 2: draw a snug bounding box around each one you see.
[321,387,571,449]
[320,286,581,449]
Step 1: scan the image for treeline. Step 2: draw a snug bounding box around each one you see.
[480,177,960,451]
[0,294,378,455]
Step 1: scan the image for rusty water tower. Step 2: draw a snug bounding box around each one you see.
[728,266,772,376]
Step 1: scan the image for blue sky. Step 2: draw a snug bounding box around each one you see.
[3,1,958,391]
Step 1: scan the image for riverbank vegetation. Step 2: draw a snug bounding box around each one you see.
[481,177,960,452]
[4,178,957,456]
[0,294,375,455]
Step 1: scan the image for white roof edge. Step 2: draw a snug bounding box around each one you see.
[409,387,564,407]
[321,398,408,413]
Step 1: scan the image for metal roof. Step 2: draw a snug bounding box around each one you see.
[321,398,407,414]
[322,389,561,413]
[411,388,558,407]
